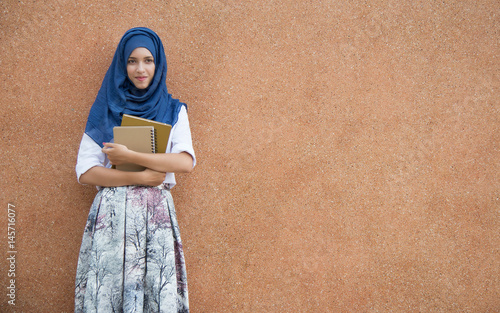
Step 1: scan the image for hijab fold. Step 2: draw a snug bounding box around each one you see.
[85,27,185,147]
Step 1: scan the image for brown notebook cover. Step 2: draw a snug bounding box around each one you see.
[113,126,155,172]
[121,114,172,153]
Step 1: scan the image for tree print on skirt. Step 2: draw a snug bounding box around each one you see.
[75,185,189,313]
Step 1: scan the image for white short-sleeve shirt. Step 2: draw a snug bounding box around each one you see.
[76,106,196,188]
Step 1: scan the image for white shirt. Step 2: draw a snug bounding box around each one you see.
[75,106,196,188]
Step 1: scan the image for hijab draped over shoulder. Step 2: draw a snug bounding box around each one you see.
[85,27,185,147]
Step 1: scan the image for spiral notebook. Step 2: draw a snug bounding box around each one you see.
[113,126,156,172]
[121,114,172,153]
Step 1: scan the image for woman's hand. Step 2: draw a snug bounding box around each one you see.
[102,142,131,166]
[140,168,167,186]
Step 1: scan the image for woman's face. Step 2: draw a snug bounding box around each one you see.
[127,47,155,89]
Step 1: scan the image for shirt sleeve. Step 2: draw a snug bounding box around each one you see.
[168,106,196,168]
[75,133,110,184]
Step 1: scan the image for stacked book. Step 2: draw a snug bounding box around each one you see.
[112,114,172,172]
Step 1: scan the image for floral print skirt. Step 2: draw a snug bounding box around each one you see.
[75,185,189,313]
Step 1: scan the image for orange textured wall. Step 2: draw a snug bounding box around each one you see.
[1,1,498,312]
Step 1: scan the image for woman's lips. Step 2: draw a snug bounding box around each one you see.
[136,77,147,81]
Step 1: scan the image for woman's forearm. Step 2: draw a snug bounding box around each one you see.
[79,166,165,187]
[102,143,194,174]
[121,151,194,173]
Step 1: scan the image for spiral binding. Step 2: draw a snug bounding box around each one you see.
[151,128,157,153]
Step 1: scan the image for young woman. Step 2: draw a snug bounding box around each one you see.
[74,27,195,313]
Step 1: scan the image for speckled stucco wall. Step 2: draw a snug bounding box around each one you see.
[0,1,498,312]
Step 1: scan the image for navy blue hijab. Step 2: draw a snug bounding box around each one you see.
[85,27,185,147]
